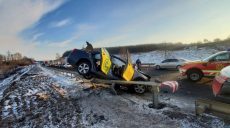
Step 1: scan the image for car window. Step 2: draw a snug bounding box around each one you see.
[212,53,230,61]
[171,59,179,62]
[112,57,125,67]
[162,59,170,63]
[94,53,101,60]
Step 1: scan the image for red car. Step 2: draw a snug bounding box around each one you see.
[212,66,230,97]
[179,51,230,81]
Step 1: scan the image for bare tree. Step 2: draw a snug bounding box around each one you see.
[0,54,4,63]
[13,53,22,60]
[214,38,221,42]
[119,47,127,61]
[203,39,209,43]
[56,53,62,64]
[7,51,11,61]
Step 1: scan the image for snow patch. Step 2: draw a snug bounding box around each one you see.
[131,48,218,63]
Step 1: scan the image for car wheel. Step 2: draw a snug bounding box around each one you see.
[187,69,203,82]
[156,65,161,70]
[176,65,181,70]
[77,61,91,75]
[134,84,146,94]
[132,78,146,94]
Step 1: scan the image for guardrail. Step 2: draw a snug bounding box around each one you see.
[195,99,230,119]
[46,66,161,109]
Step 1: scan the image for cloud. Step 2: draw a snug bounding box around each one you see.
[32,33,44,41]
[50,18,71,28]
[0,0,65,58]
[48,39,73,48]
[95,35,128,47]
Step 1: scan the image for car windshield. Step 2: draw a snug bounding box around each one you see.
[162,59,169,63]
[203,52,226,61]
[112,56,126,67]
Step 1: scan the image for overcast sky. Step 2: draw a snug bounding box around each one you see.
[0,0,230,60]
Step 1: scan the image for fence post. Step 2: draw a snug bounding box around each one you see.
[110,83,117,95]
[149,86,160,108]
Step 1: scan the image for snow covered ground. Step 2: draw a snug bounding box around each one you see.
[0,65,228,127]
[0,66,33,101]
[131,48,218,63]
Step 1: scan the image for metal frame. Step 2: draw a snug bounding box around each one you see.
[195,99,230,119]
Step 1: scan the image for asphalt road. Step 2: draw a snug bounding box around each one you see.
[143,67,214,99]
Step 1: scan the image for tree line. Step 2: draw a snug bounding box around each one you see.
[61,36,230,57]
[0,51,23,62]
[0,51,34,66]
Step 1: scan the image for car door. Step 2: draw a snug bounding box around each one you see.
[161,59,170,68]
[170,59,179,69]
[164,59,176,69]
[92,48,116,80]
[205,52,230,76]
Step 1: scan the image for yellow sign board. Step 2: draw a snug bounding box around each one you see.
[122,62,134,81]
[122,50,134,81]
[100,48,112,75]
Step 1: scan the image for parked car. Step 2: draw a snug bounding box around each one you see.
[212,66,230,97]
[63,63,72,68]
[179,51,230,82]
[67,48,151,94]
[155,58,188,70]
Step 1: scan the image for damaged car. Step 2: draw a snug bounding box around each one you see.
[67,48,151,93]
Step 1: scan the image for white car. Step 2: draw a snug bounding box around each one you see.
[63,63,72,68]
[155,59,188,70]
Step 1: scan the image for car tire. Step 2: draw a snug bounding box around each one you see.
[156,65,161,70]
[132,78,146,94]
[133,84,146,94]
[77,61,91,75]
[187,69,203,82]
